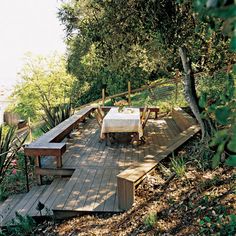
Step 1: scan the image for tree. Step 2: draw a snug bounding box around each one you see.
[58,0,196,102]
[11,53,76,121]
[58,0,235,138]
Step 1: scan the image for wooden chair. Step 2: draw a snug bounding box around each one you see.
[141,105,148,120]
[97,105,104,119]
[94,110,103,128]
[140,109,151,144]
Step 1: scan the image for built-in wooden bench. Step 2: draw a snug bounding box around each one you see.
[102,106,159,119]
[117,107,200,211]
[117,161,157,210]
[24,106,95,184]
[171,107,197,131]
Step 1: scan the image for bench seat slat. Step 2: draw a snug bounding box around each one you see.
[24,143,66,156]
[32,106,94,144]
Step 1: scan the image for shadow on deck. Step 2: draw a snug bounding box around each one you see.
[0,110,200,225]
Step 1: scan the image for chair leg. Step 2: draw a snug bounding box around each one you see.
[131,133,139,146]
[140,136,146,144]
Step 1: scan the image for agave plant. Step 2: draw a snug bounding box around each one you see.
[0,125,27,184]
[41,103,73,133]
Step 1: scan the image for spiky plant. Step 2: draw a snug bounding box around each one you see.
[41,103,73,133]
[0,126,27,184]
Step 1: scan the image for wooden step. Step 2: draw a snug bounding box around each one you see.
[0,193,26,226]
[2,186,47,225]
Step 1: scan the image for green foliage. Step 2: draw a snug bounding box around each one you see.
[41,103,73,133]
[143,212,157,229]
[31,127,44,141]
[11,54,76,121]
[199,213,236,235]
[185,137,214,171]
[0,126,24,184]
[0,185,8,202]
[58,0,198,104]
[6,212,36,236]
[195,0,236,52]
[171,155,186,177]
[199,71,236,168]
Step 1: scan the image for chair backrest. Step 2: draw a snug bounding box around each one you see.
[141,106,148,120]
[142,109,151,129]
[97,105,104,119]
[94,110,103,128]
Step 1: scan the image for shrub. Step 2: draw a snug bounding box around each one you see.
[0,126,27,185]
[171,155,186,178]
[41,103,73,133]
[144,212,157,229]
[6,212,36,236]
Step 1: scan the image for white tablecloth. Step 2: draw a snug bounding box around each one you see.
[100,107,143,139]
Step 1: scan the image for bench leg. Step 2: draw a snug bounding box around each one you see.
[155,111,158,120]
[57,155,62,168]
[117,177,135,210]
[35,156,42,185]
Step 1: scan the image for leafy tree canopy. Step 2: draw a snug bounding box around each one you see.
[11,53,76,121]
[58,0,234,104]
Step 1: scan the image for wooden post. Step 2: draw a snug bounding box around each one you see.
[175,70,180,104]
[102,89,105,106]
[28,117,32,143]
[128,81,131,106]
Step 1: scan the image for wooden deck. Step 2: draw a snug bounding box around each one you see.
[1,113,200,225]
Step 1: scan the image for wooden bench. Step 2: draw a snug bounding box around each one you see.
[24,106,95,184]
[117,107,200,211]
[171,107,197,131]
[117,161,157,210]
[102,106,159,119]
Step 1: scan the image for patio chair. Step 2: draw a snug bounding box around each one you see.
[140,109,151,144]
[141,105,148,120]
[97,105,104,119]
[94,109,103,128]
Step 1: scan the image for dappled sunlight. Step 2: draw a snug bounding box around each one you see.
[2,110,199,225]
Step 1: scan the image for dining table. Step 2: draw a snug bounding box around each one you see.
[100,107,143,142]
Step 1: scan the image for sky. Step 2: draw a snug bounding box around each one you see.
[0,0,66,89]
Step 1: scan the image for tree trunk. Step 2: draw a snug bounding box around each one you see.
[179,46,207,139]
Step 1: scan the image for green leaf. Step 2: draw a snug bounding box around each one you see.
[209,5,236,19]
[199,220,205,225]
[199,93,207,108]
[230,36,236,52]
[229,214,236,222]
[217,142,225,153]
[215,107,231,125]
[212,153,221,168]
[210,129,228,146]
[208,103,217,113]
[233,64,236,74]
[204,216,211,223]
[225,155,236,167]
[227,139,236,152]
